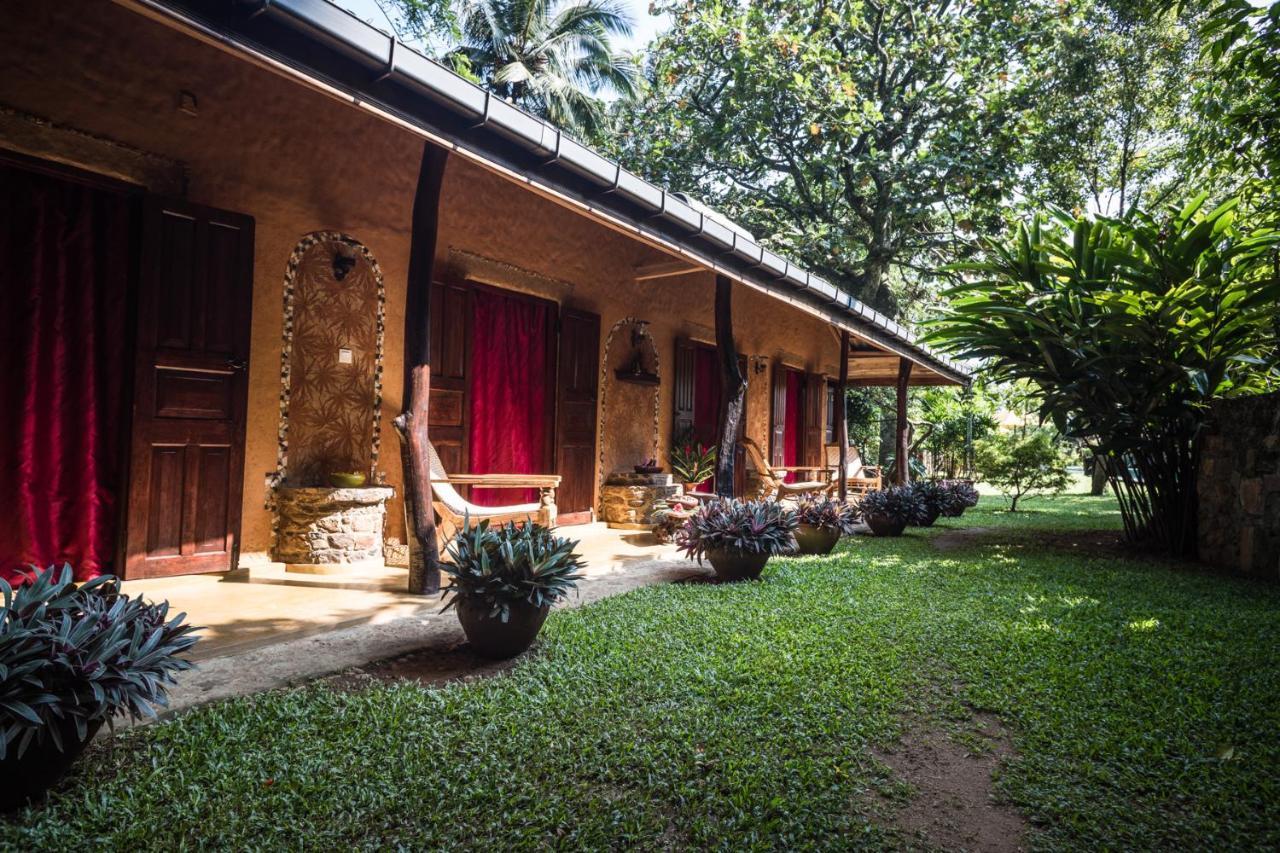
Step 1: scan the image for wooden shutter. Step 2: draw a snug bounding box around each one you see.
[123,197,254,579]
[804,372,825,469]
[427,281,470,478]
[770,362,787,467]
[555,308,600,524]
[672,338,695,440]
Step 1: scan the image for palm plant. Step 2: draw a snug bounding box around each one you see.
[450,0,639,136]
[926,193,1280,554]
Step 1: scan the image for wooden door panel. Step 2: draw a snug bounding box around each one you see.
[556,308,600,523]
[804,372,825,469]
[770,362,787,467]
[123,197,253,579]
[672,338,695,440]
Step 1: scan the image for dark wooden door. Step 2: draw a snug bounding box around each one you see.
[123,198,254,579]
[804,372,826,469]
[672,338,695,440]
[770,362,788,467]
[428,281,471,479]
[555,308,600,524]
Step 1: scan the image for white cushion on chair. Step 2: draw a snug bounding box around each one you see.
[427,442,540,518]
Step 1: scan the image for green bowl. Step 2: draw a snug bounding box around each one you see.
[328,472,367,488]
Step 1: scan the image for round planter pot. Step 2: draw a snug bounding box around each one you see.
[794,523,840,555]
[865,513,908,537]
[456,597,550,659]
[706,548,770,582]
[913,507,942,528]
[1,717,103,810]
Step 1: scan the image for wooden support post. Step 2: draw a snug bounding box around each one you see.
[895,358,913,486]
[836,330,850,501]
[713,274,746,499]
[397,142,448,595]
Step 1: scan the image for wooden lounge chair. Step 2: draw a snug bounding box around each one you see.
[738,437,832,500]
[823,444,882,498]
[394,423,560,553]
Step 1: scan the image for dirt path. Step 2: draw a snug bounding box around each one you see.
[873,713,1029,852]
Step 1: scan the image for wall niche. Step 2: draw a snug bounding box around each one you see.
[277,232,385,487]
[597,318,661,504]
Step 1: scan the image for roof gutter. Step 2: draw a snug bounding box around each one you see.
[120,0,968,385]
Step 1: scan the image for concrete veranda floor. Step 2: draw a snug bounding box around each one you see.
[120,524,707,716]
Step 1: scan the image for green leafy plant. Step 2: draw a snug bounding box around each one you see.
[0,565,199,760]
[858,486,928,525]
[974,431,1075,511]
[927,195,1280,551]
[668,432,717,485]
[795,499,860,535]
[442,520,585,621]
[676,498,797,563]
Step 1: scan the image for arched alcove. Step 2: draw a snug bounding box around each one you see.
[275,232,385,487]
[597,318,662,508]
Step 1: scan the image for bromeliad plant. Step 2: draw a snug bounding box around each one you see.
[668,430,717,486]
[676,498,797,563]
[926,194,1280,554]
[795,499,861,535]
[441,520,585,622]
[1,565,199,761]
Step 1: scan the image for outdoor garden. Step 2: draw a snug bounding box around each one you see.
[4,0,1280,847]
[4,481,1279,849]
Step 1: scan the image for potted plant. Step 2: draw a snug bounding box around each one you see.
[940,480,979,517]
[1,565,199,808]
[668,430,717,489]
[909,480,949,527]
[858,486,927,537]
[441,520,585,659]
[677,498,797,581]
[793,499,860,555]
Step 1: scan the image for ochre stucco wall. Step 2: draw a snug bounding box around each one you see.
[3,0,845,566]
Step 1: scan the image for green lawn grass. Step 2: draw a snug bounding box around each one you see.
[7,488,1279,850]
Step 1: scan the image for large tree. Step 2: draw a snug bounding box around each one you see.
[610,0,1053,314]
[448,0,639,136]
[1020,0,1203,216]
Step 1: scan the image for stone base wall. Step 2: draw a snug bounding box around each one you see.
[1198,393,1280,579]
[600,473,682,528]
[273,486,394,569]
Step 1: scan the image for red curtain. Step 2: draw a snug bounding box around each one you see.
[0,164,132,583]
[783,369,803,481]
[468,288,550,506]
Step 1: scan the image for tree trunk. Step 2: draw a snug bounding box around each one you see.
[1090,453,1108,496]
[713,274,745,499]
[836,331,850,501]
[894,359,912,486]
[400,141,449,594]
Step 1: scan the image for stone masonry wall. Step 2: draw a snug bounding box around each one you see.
[1198,392,1280,579]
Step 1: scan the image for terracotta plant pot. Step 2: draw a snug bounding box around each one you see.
[706,548,770,581]
[794,523,840,555]
[456,597,550,659]
[1,717,103,810]
[865,513,908,537]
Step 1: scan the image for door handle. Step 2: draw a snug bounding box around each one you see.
[227,358,247,371]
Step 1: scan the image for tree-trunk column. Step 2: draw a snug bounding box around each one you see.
[400,142,448,594]
[713,274,746,499]
[836,331,850,501]
[895,358,912,486]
